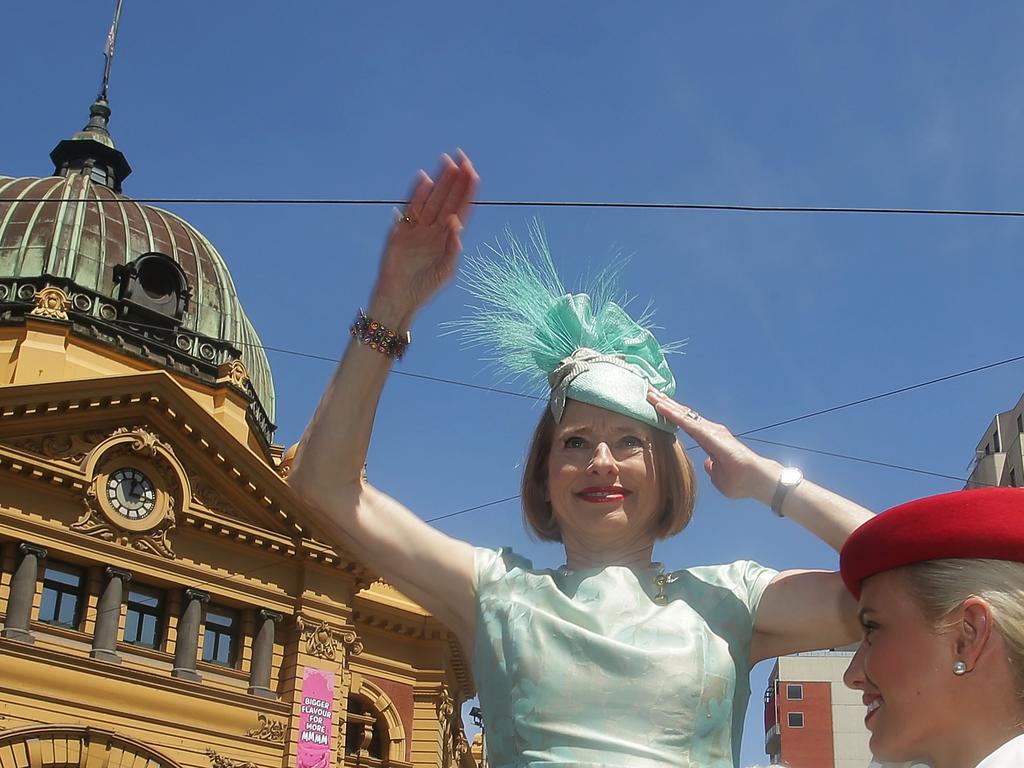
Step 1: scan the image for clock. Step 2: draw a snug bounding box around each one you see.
[106,467,157,520]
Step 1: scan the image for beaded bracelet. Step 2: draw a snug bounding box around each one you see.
[350,310,411,360]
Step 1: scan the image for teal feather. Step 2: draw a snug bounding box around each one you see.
[446,221,684,398]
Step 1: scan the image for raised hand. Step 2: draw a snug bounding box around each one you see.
[370,151,479,327]
[647,389,780,504]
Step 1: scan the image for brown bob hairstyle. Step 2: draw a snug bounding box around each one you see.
[520,406,697,542]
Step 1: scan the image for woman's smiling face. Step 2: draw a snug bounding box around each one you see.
[546,399,662,551]
[843,569,960,765]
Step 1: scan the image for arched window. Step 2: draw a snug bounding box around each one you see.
[345,694,384,761]
[343,677,408,765]
[0,725,184,768]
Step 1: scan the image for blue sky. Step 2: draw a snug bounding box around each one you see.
[6,3,1024,765]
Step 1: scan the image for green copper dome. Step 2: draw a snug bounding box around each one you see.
[0,99,276,445]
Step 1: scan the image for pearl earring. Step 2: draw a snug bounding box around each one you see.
[953,660,968,675]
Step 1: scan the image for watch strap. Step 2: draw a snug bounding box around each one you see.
[771,469,802,517]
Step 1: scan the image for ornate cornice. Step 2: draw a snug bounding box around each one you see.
[352,608,437,640]
[1,273,276,447]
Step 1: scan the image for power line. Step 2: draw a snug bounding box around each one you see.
[98,316,1024,436]
[425,495,522,523]
[91,316,1019,522]
[743,436,989,487]
[259,342,539,400]
[9,196,1024,218]
[421,438,988,526]
[98,315,1022,440]
[731,352,1024,437]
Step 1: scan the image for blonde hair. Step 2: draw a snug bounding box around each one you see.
[901,558,1024,700]
[520,407,696,542]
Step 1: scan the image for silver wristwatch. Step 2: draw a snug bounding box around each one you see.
[771,466,804,517]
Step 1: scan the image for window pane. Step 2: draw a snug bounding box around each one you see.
[39,589,57,622]
[128,589,160,609]
[56,594,78,627]
[140,614,158,647]
[203,629,233,664]
[215,634,233,664]
[124,611,141,642]
[206,610,233,629]
[788,712,804,727]
[44,565,81,588]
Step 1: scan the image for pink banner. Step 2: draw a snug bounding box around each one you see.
[297,667,335,768]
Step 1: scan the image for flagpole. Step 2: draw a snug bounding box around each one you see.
[99,0,126,101]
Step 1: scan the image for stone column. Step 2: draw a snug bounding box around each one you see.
[248,609,282,698]
[1,543,47,643]
[90,567,132,663]
[171,588,209,682]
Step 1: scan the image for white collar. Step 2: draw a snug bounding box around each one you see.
[976,733,1024,768]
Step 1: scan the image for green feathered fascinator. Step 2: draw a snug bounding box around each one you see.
[450,222,682,433]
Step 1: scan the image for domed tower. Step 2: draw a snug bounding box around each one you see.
[0,15,476,768]
[0,92,276,456]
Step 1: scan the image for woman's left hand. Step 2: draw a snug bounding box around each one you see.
[647,389,780,504]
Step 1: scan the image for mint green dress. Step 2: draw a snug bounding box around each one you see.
[472,547,779,768]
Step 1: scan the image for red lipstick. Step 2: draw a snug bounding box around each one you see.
[576,486,631,503]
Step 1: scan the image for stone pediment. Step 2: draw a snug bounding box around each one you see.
[0,371,364,575]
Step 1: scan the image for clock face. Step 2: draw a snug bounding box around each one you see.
[106,468,157,520]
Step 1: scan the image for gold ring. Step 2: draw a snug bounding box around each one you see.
[686,409,701,421]
[400,214,417,225]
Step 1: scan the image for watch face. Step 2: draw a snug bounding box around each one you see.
[106,468,157,520]
[779,467,803,486]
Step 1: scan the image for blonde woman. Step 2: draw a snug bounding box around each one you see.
[842,487,1024,768]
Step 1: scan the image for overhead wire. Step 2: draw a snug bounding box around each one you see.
[743,436,991,487]
[91,316,1016,522]
[12,196,1024,218]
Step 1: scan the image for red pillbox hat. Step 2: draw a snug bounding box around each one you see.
[840,487,1024,599]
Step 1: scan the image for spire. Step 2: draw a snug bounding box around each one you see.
[99,0,125,103]
[49,0,132,192]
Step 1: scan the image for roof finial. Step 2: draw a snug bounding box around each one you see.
[48,0,132,190]
[99,0,126,102]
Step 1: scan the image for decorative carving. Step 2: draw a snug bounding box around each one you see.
[218,358,250,389]
[204,749,257,768]
[192,480,234,516]
[111,426,171,457]
[73,487,177,558]
[10,429,110,463]
[246,713,286,742]
[296,615,338,660]
[437,684,466,768]
[454,731,469,763]
[437,684,454,722]
[339,627,365,657]
[29,286,71,321]
[295,615,363,662]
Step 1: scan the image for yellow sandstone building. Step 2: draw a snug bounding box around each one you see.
[0,75,475,768]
